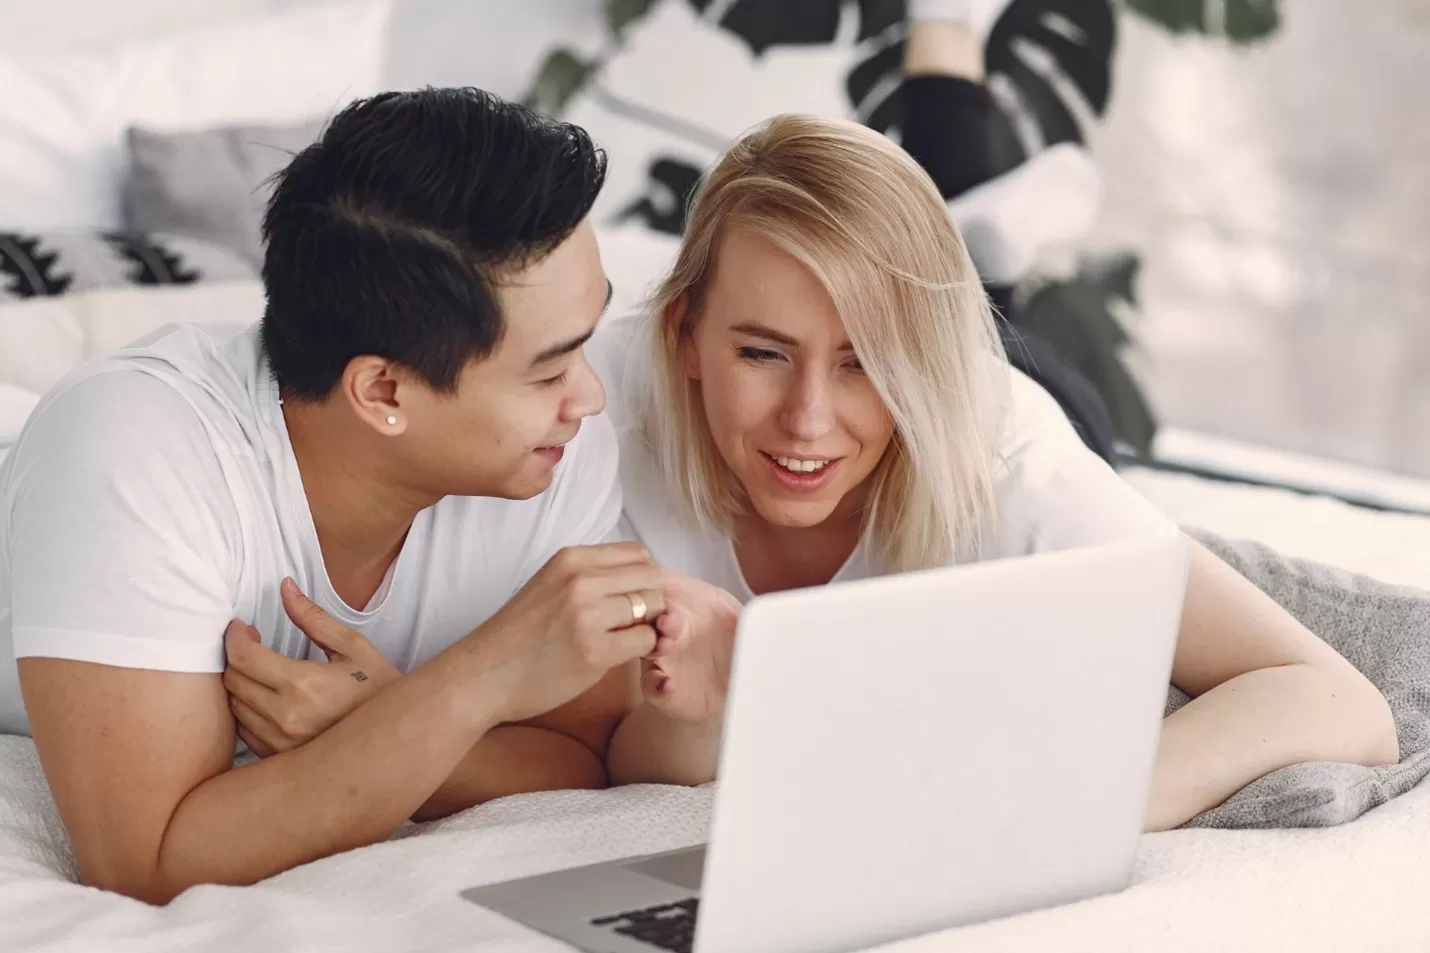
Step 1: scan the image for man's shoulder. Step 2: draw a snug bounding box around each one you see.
[18,320,262,456]
[20,367,208,459]
[1,361,241,527]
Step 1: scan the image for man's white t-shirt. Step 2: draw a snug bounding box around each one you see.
[588,315,1178,601]
[0,321,623,735]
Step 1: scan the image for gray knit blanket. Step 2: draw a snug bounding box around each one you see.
[1171,527,1430,828]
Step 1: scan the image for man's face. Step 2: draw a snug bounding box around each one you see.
[398,221,611,500]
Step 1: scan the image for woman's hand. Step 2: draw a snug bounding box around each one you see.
[641,573,743,723]
[223,578,401,757]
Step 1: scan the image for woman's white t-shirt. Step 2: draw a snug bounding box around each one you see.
[0,321,624,735]
[588,314,1177,602]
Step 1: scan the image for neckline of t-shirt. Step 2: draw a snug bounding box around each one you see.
[256,368,425,625]
[723,530,867,602]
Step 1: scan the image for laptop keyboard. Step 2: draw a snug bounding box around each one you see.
[590,898,698,953]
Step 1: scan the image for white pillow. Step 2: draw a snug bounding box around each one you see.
[0,280,268,396]
[0,0,394,232]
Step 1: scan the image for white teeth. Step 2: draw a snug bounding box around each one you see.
[774,455,829,473]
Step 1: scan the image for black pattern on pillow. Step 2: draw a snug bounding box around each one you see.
[0,231,255,303]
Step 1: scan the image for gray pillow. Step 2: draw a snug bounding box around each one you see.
[1168,527,1430,828]
[123,120,323,267]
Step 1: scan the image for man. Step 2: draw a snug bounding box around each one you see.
[0,87,665,903]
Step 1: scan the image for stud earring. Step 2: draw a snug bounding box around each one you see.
[386,415,398,426]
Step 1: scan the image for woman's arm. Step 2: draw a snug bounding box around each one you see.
[1144,535,1399,831]
[608,704,725,788]
[606,573,742,787]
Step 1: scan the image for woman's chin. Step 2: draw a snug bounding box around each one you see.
[748,494,841,530]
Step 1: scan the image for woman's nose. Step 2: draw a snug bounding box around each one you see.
[781,371,834,442]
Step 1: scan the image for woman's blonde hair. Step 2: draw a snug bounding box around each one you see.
[640,113,1011,573]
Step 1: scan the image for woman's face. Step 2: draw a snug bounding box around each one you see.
[681,228,896,530]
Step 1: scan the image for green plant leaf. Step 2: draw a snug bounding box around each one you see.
[524,49,597,116]
[685,0,844,55]
[1014,252,1159,456]
[616,157,706,235]
[607,0,662,38]
[1122,0,1280,44]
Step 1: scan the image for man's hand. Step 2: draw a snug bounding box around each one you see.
[224,578,400,757]
[640,574,743,724]
[478,542,665,724]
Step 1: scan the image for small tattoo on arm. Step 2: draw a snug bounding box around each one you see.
[350,670,368,683]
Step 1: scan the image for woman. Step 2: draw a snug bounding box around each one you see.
[597,103,1398,832]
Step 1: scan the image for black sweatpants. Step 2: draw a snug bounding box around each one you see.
[898,75,1119,463]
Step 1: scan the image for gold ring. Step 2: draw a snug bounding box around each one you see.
[626,592,648,625]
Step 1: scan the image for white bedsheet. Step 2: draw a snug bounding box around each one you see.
[3,468,1430,952]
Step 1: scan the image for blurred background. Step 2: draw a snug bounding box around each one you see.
[2,0,1427,481]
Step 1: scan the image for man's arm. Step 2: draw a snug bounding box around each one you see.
[219,584,639,821]
[21,639,501,904]
[222,590,633,820]
[412,662,638,821]
[20,545,664,904]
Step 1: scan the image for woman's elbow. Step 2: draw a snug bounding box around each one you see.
[1339,669,1399,768]
[1359,692,1400,768]
[80,863,188,906]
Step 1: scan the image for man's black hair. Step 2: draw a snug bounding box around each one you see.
[259,86,607,400]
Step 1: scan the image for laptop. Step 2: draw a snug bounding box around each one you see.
[462,533,1189,953]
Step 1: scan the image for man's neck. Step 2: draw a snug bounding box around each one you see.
[282,400,430,605]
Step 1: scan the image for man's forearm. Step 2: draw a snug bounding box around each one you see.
[152,637,504,901]
[412,725,607,823]
[607,703,724,787]
[1145,662,1398,832]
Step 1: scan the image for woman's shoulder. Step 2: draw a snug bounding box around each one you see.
[612,423,737,585]
[995,361,1091,455]
[983,362,1176,558]
[588,312,652,434]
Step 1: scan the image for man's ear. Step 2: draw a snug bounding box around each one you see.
[342,356,407,436]
[666,293,701,381]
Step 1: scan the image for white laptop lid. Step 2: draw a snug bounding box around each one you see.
[693,533,1189,953]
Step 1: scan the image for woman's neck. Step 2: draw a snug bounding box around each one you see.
[732,508,864,596]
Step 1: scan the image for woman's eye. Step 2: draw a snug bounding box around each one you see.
[845,358,865,373]
[538,371,569,388]
[736,346,783,363]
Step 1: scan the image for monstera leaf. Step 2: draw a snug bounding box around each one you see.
[1012,251,1157,457]
[617,157,707,235]
[524,49,599,116]
[850,0,1118,175]
[680,0,908,53]
[686,0,840,53]
[1123,0,1280,44]
[608,0,663,37]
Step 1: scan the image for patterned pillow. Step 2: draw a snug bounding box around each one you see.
[0,231,255,303]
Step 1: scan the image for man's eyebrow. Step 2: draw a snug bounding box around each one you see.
[531,329,595,367]
[730,322,853,351]
[603,280,613,312]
